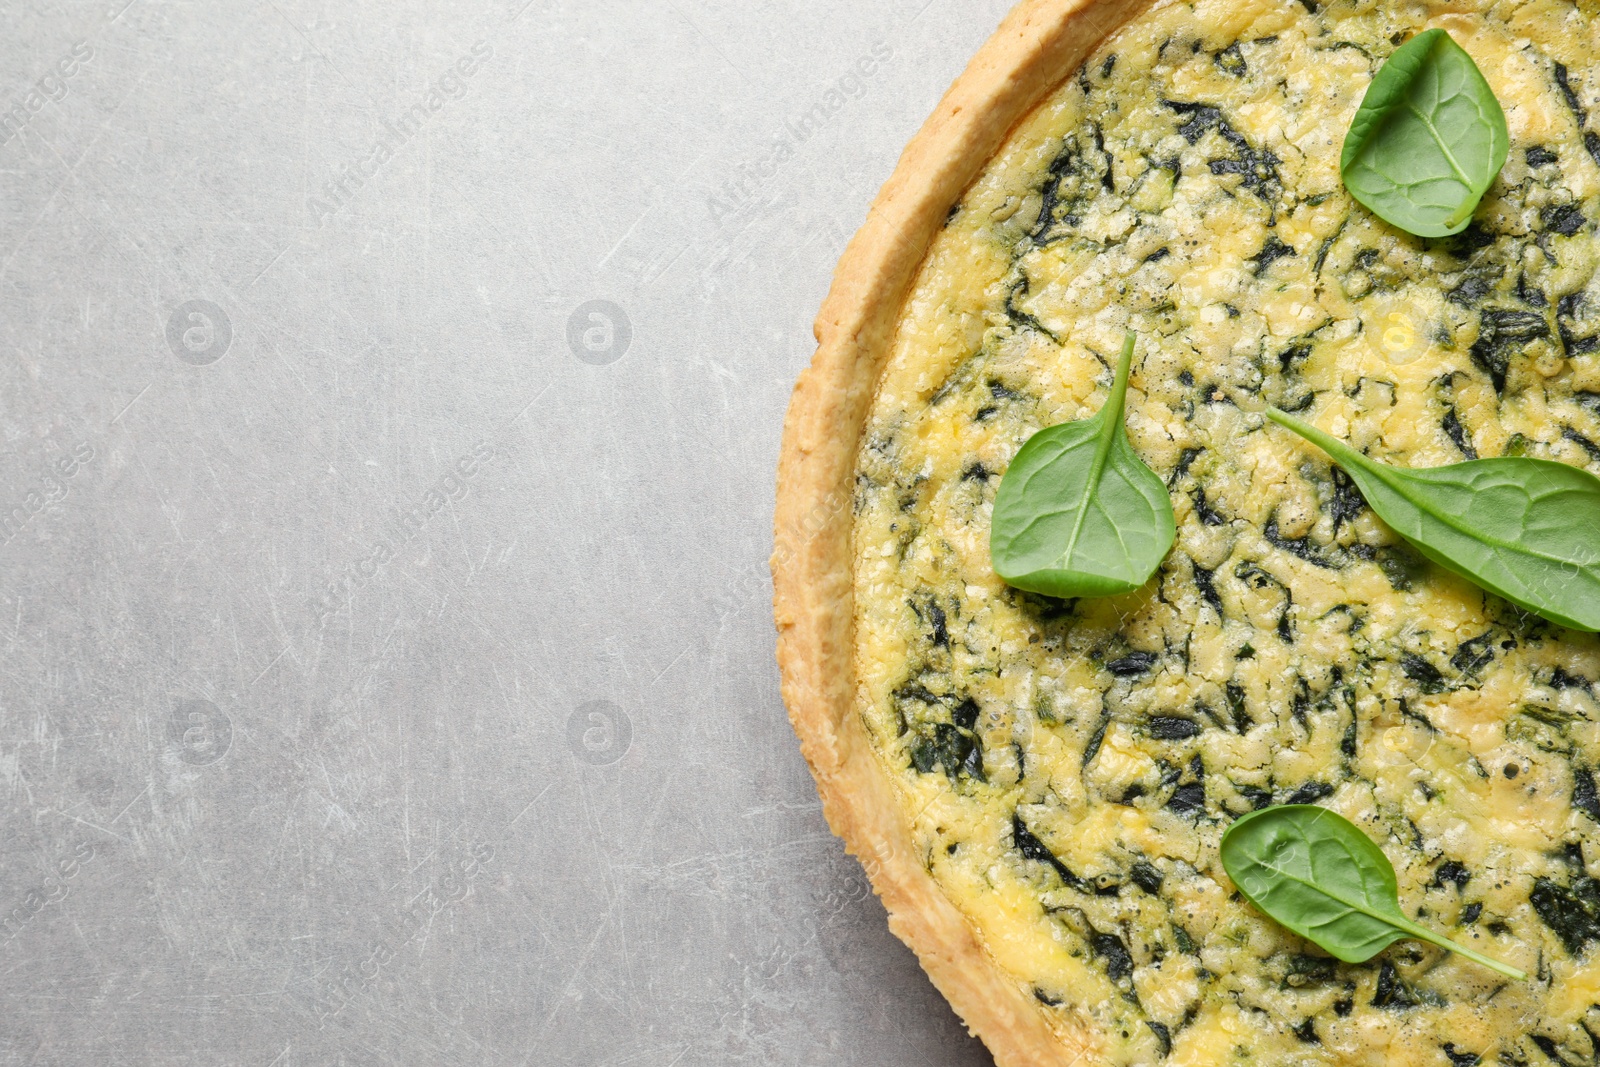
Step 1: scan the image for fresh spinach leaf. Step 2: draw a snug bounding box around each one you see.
[1341,28,1508,238]
[1221,805,1525,979]
[1266,406,1600,632]
[990,334,1175,598]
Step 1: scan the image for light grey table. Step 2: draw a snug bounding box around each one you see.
[0,1,1012,1062]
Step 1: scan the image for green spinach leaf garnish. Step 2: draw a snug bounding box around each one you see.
[1341,28,1508,238]
[1265,406,1600,632]
[990,334,1175,598]
[1221,805,1526,979]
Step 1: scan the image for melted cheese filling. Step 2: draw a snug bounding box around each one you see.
[852,1,1600,1063]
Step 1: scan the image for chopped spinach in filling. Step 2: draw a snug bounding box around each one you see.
[853,1,1600,1064]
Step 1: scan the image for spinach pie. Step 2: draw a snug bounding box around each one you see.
[773,0,1600,1063]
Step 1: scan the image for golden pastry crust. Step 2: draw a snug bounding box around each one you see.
[772,2,1150,1062]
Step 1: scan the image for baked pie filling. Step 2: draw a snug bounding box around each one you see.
[851,0,1600,1061]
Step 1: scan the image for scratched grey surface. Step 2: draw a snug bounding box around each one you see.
[0,0,1016,1063]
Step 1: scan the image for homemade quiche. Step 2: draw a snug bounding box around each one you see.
[772,0,1600,1064]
